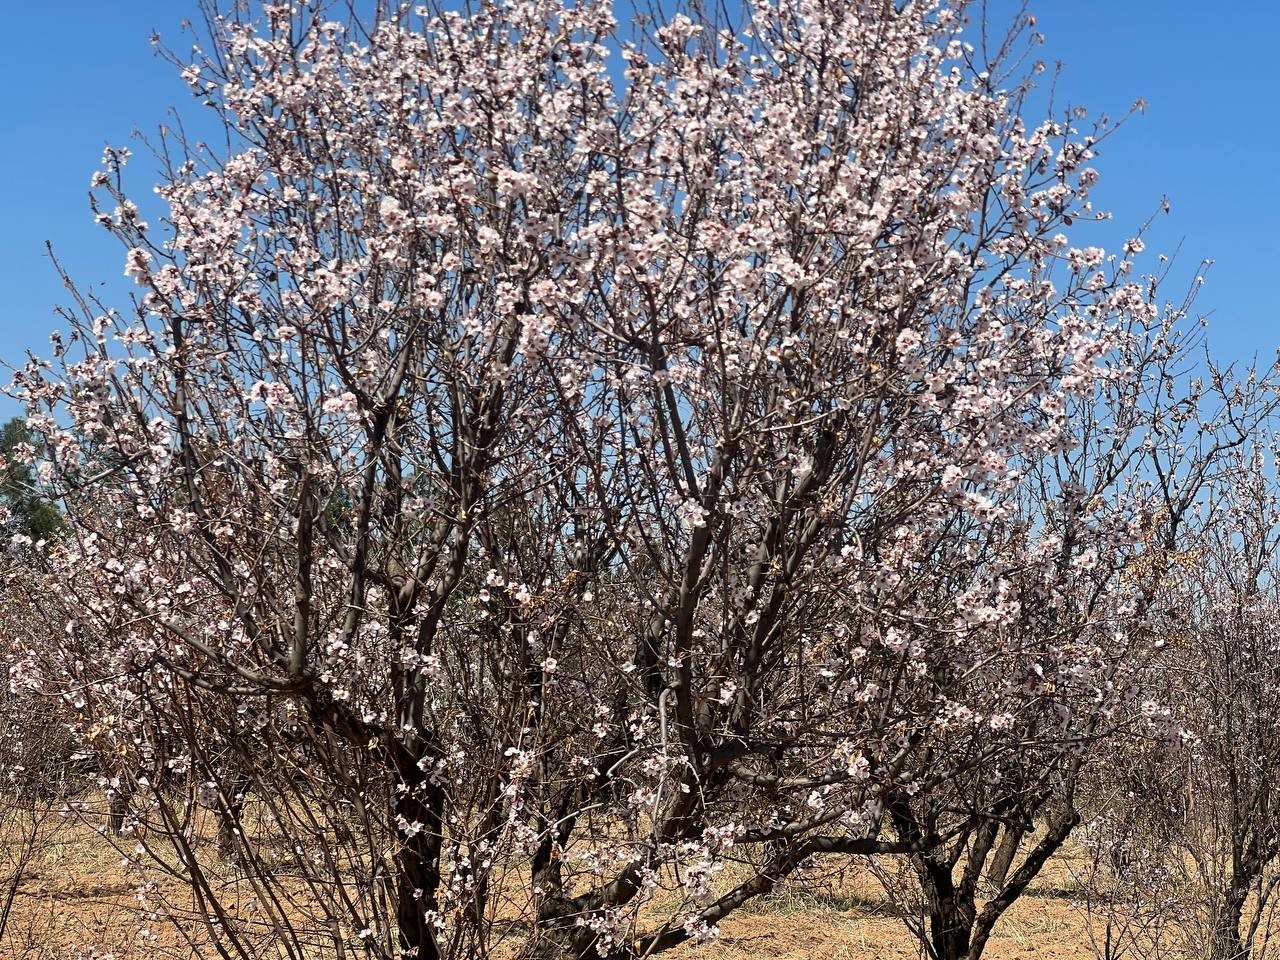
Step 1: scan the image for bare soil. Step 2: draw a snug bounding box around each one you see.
[1,819,1097,960]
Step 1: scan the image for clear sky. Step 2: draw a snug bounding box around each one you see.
[0,2,1275,416]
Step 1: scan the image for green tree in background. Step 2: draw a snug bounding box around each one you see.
[0,418,63,544]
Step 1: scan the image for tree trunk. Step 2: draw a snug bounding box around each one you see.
[928,893,976,960]
[107,786,132,836]
[984,824,1025,891]
[1211,881,1250,960]
[917,856,976,960]
[522,910,604,960]
[525,846,613,959]
[393,766,445,960]
[524,888,638,960]
[967,806,1081,960]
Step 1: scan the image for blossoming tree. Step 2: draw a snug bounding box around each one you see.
[8,1,1253,958]
[1124,433,1280,960]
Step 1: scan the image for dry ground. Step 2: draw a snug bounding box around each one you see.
[1,816,1097,960]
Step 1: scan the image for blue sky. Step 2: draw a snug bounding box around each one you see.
[0,2,1275,416]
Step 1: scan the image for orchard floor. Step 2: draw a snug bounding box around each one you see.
[2,819,1094,960]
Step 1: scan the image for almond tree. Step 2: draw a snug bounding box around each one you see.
[7,2,1239,958]
[1142,435,1280,960]
[872,348,1273,960]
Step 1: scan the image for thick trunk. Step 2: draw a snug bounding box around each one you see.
[1211,882,1250,960]
[917,856,976,960]
[526,854,623,960]
[393,765,445,960]
[910,806,1079,960]
[522,917,605,960]
[927,893,976,960]
[523,899,634,960]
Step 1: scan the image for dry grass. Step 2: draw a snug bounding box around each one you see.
[659,853,1094,960]
[0,814,1101,960]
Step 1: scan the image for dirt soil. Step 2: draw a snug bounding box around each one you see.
[2,819,1097,960]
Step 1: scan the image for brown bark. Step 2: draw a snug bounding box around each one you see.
[393,760,445,960]
[984,823,1024,891]
[1210,879,1251,960]
[107,786,132,836]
